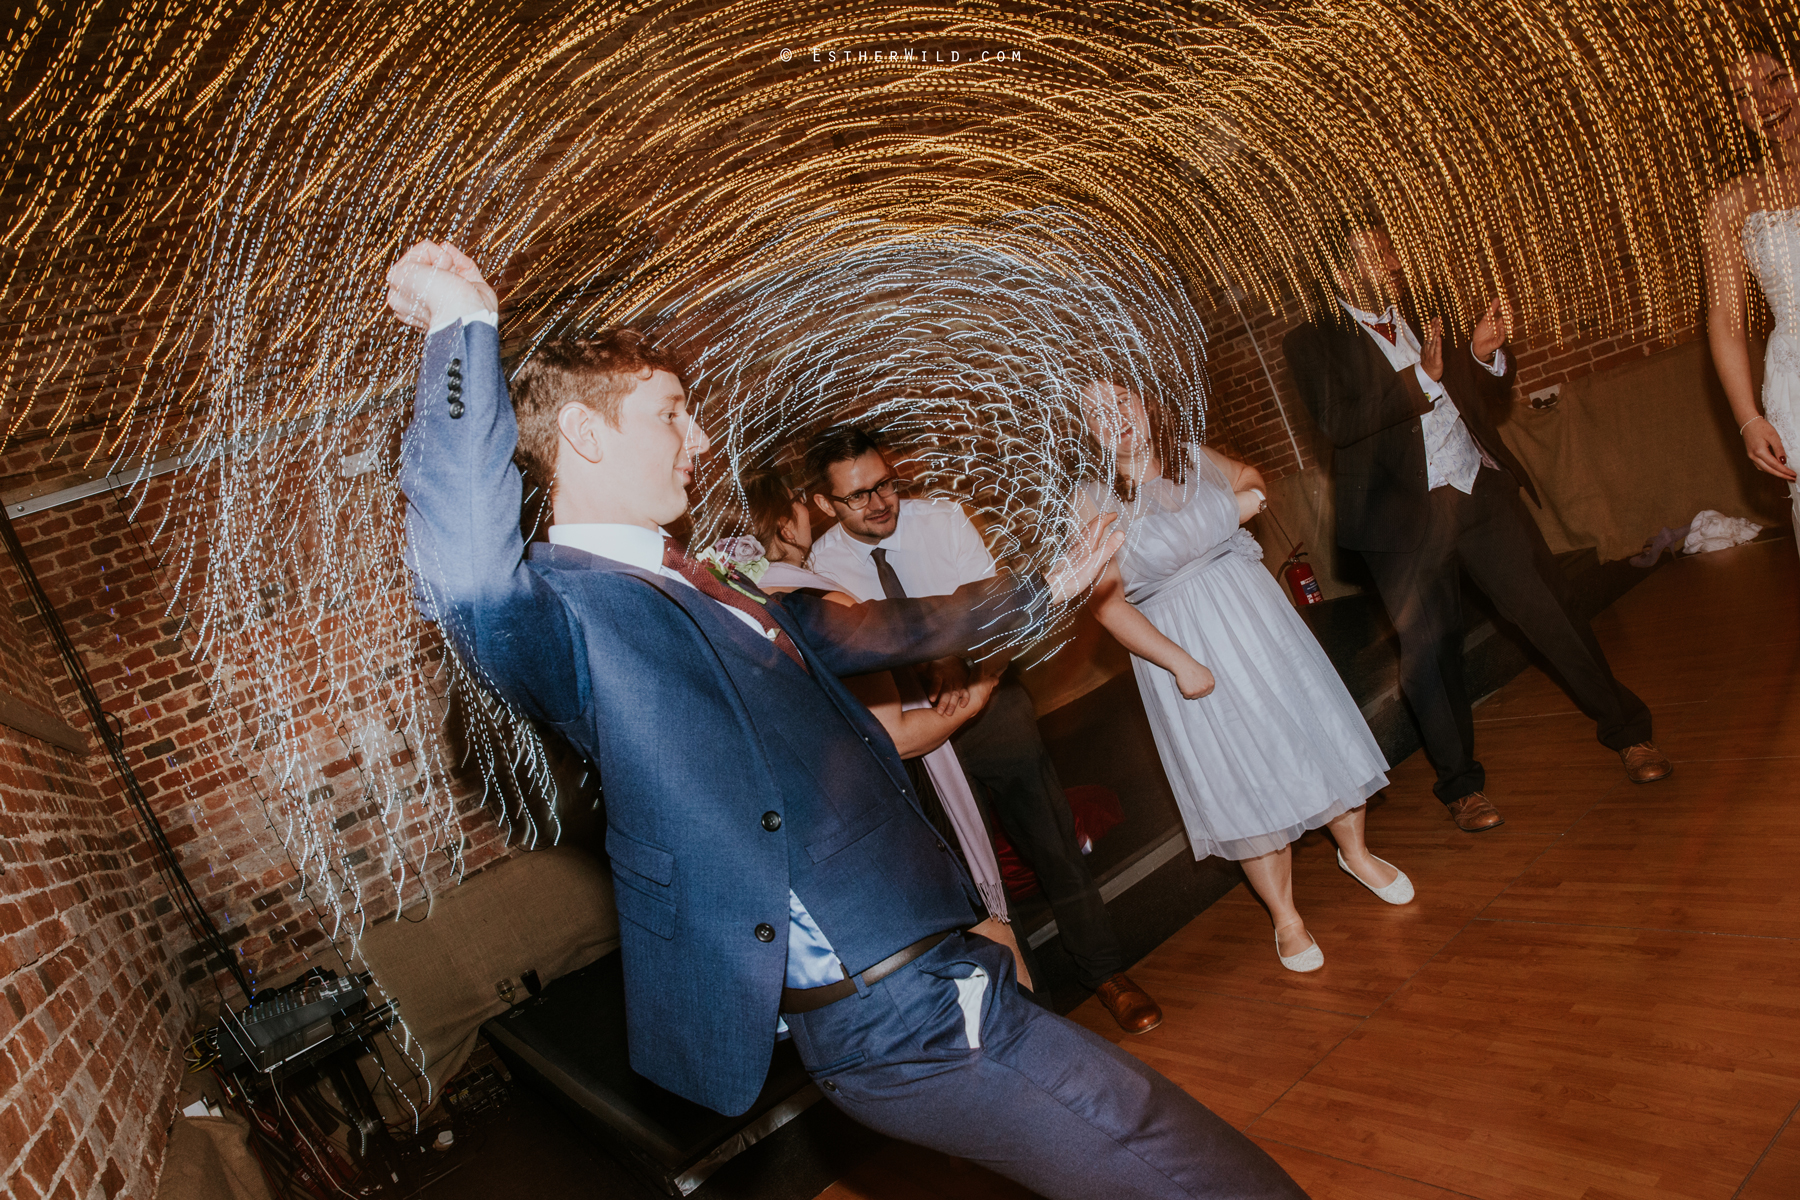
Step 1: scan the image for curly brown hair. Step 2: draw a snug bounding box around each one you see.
[510,330,685,493]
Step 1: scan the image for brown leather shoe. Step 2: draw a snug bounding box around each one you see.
[1094,973,1163,1035]
[1620,741,1673,783]
[1446,792,1505,832]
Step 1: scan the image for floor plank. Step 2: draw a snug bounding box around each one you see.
[1251,1139,1462,1200]
[1738,1105,1800,1200]
[1251,921,1800,1200]
[1483,757,1800,938]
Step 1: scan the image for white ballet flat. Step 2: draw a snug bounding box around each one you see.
[1337,849,1415,905]
[1275,925,1324,973]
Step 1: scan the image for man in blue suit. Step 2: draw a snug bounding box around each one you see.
[387,240,1306,1199]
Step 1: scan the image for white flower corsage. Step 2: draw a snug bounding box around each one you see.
[699,537,771,602]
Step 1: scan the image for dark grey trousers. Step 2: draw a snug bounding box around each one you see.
[951,676,1123,989]
[1360,467,1653,804]
[785,932,1308,1200]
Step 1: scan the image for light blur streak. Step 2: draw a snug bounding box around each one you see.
[674,210,1210,661]
[1,1,1789,1002]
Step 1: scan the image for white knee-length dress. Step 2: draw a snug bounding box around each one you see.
[1089,447,1389,861]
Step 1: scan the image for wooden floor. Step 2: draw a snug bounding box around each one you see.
[817,536,1800,1200]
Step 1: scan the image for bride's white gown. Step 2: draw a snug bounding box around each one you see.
[1088,448,1389,862]
[1742,209,1800,545]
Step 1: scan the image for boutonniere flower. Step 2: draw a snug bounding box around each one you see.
[699,537,771,603]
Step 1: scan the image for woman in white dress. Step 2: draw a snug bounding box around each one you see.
[1075,381,1411,972]
[1707,43,1800,547]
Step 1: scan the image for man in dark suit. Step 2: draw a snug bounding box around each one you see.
[1283,223,1670,832]
[386,240,1305,1199]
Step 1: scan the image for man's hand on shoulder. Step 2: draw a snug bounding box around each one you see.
[385,240,498,331]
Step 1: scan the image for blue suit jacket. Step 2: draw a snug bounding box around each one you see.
[399,320,1050,1114]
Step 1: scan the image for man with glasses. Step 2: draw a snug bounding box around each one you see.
[805,424,1163,1034]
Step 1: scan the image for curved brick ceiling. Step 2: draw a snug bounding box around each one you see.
[0,0,1782,941]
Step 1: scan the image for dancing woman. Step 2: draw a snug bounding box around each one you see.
[1707,41,1800,548]
[1074,382,1411,972]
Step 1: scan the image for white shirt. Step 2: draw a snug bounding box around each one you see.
[808,499,996,602]
[1339,299,1506,494]
[548,523,767,640]
[546,521,845,993]
[429,309,499,334]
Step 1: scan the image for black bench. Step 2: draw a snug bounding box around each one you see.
[482,953,819,1197]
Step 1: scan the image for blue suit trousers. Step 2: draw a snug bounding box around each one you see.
[785,933,1306,1199]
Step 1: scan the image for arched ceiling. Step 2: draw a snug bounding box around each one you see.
[1,0,1787,936]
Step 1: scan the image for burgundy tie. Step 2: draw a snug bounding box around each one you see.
[661,539,807,671]
[1370,319,1398,345]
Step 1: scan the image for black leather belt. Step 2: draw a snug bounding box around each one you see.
[779,930,955,1014]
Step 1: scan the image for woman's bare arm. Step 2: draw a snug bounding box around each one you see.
[1706,182,1795,480]
[845,667,998,758]
[1067,488,1213,697]
[1200,446,1270,524]
[1089,561,1215,699]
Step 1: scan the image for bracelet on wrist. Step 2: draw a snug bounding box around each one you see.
[1741,414,1771,435]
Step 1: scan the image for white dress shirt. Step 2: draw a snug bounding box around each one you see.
[429,308,499,334]
[1339,300,1506,495]
[546,520,846,993]
[808,499,997,602]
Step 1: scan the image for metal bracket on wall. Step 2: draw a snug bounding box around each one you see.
[0,686,87,754]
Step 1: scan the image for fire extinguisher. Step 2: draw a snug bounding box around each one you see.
[1280,547,1324,606]
[1254,491,1324,607]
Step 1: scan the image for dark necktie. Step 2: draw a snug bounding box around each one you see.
[870,547,907,600]
[1369,318,1398,345]
[661,539,807,671]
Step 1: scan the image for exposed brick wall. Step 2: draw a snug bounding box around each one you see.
[0,553,187,1200]
[1201,298,1328,483]
[0,461,518,999]
[0,428,519,1197]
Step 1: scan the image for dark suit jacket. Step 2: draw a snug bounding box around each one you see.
[399,320,1048,1115]
[1282,315,1534,553]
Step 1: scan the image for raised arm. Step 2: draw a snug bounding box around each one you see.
[1199,446,1268,525]
[780,511,1121,679]
[1283,322,1430,447]
[768,585,997,756]
[1705,188,1795,480]
[390,241,587,723]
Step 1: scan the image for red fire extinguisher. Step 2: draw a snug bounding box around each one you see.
[1280,546,1323,606]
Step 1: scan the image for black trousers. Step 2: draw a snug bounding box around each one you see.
[1360,468,1653,804]
[951,676,1124,990]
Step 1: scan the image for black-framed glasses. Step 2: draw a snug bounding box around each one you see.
[824,477,898,511]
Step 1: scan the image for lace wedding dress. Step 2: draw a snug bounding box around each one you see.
[1742,209,1800,545]
[1087,448,1388,862]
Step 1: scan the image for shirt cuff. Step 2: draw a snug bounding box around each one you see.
[426,308,499,335]
[1413,363,1447,398]
[1473,346,1507,376]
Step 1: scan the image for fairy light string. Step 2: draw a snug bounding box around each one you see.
[2,0,1794,1011]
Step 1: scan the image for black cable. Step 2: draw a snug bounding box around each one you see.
[0,503,253,1002]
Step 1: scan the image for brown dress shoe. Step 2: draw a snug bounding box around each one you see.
[1621,741,1672,783]
[1094,973,1163,1035]
[1446,792,1505,832]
